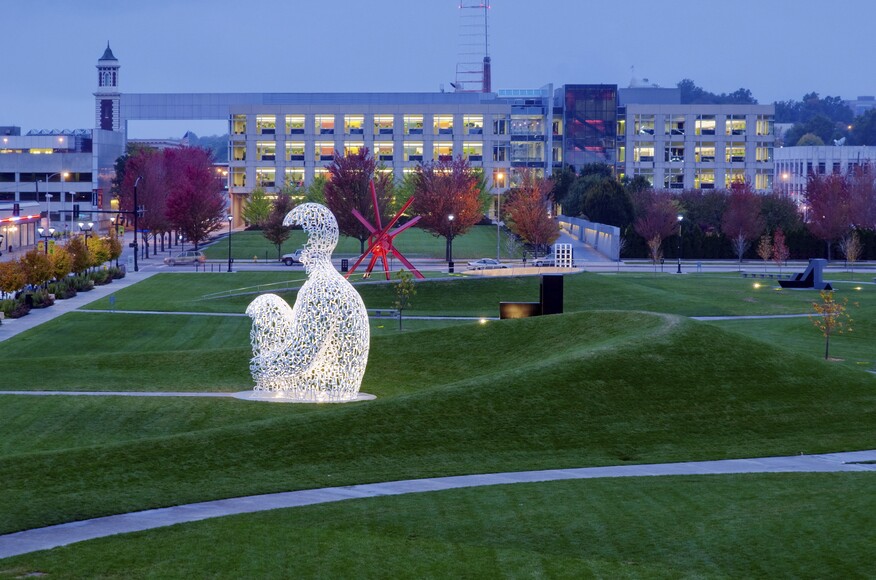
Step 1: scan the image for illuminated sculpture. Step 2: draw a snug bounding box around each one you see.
[245,203,370,401]
[346,180,424,280]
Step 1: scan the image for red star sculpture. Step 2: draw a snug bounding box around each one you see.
[346,180,424,280]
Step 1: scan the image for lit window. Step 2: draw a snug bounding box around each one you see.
[232,114,247,135]
[664,115,685,136]
[755,144,772,163]
[316,115,335,134]
[404,115,423,135]
[344,115,364,135]
[286,115,305,134]
[633,144,655,162]
[755,169,772,191]
[232,143,246,162]
[615,118,625,136]
[463,142,483,162]
[634,114,655,136]
[404,142,424,162]
[725,169,745,188]
[374,142,394,162]
[315,142,334,161]
[463,115,483,135]
[510,116,544,136]
[695,115,716,136]
[231,167,246,187]
[314,167,329,179]
[29,149,53,154]
[344,142,365,156]
[256,115,276,134]
[433,142,454,161]
[286,142,305,162]
[256,168,276,187]
[284,168,305,188]
[756,115,773,136]
[695,144,716,162]
[664,142,684,163]
[256,141,276,161]
[433,115,453,135]
[374,115,394,135]
[695,169,715,189]
[726,115,746,136]
[725,142,745,163]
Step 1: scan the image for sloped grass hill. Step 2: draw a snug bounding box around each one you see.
[1,311,873,535]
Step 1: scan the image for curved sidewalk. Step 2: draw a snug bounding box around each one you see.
[2,449,874,560]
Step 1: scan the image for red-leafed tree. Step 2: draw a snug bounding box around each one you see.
[262,194,296,260]
[847,163,876,230]
[119,147,167,252]
[634,191,679,266]
[164,148,227,250]
[721,181,765,262]
[410,157,485,262]
[503,169,559,255]
[772,227,790,273]
[805,173,853,260]
[324,148,394,254]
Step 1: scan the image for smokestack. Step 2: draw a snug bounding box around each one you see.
[483,56,491,93]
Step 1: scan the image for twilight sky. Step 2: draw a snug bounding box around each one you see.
[2,0,873,138]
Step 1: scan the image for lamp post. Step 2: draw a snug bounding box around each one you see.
[37,227,55,255]
[227,215,233,273]
[447,214,455,265]
[78,221,94,244]
[495,171,504,262]
[0,233,4,257]
[34,172,68,229]
[676,214,684,274]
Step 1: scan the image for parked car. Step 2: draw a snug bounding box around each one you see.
[467,258,507,270]
[534,254,556,267]
[281,249,303,266]
[164,250,206,266]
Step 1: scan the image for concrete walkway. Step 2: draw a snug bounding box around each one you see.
[1,449,873,559]
[0,271,157,343]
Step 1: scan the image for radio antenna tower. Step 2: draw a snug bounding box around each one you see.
[452,1,491,93]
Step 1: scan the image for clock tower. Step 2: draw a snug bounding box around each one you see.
[94,43,120,131]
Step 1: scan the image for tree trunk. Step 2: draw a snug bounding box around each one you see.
[824,332,830,360]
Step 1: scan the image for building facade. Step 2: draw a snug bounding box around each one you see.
[774,145,876,205]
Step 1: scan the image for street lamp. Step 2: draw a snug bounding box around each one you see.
[676,214,684,274]
[33,172,68,229]
[447,214,455,266]
[37,227,55,255]
[495,171,504,262]
[78,221,94,244]
[227,215,233,273]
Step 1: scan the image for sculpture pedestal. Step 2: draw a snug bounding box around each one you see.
[232,391,376,404]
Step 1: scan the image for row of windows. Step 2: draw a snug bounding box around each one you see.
[230,141,513,164]
[0,172,93,183]
[628,114,773,137]
[0,148,78,155]
[625,143,773,163]
[232,114,497,137]
[632,168,773,190]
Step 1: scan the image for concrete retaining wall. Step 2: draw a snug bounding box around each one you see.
[558,216,621,261]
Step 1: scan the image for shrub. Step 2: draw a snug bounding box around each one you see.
[31,290,55,309]
[0,298,31,319]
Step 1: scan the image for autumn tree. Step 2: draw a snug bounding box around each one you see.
[839,231,862,274]
[756,234,772,272]
[20,249,54,287]
[0,261,26,298]
[50,246,73,281]
[847,163,876,229]
[805,173,852,260]
[88,237,111,268]
[324,148,393,254]
[241,187,272,229]
[721,181,764,262]
[66,235,92,275]
[105,232,123,267]
[772,228,790,274]
[118,147,168,254]
[164,149,227,250]
[810,290,854,360]
[263,194,296,260]
[633,192,679,268]
[410,157,484,261]
[503,169,559,256]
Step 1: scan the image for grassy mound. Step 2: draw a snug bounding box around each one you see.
[1,311,873,534]
[3,473,873,577]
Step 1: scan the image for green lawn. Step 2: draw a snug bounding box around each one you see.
[1,311,874,536]
[2,473,873,578]
[203,224,520,261]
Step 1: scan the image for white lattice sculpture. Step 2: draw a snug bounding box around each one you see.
[245,203,370,402]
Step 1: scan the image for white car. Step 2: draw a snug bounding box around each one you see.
[281,249,303,266]
[467,258,507,270]
[533,254,556,267]
[164,250,206,266]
